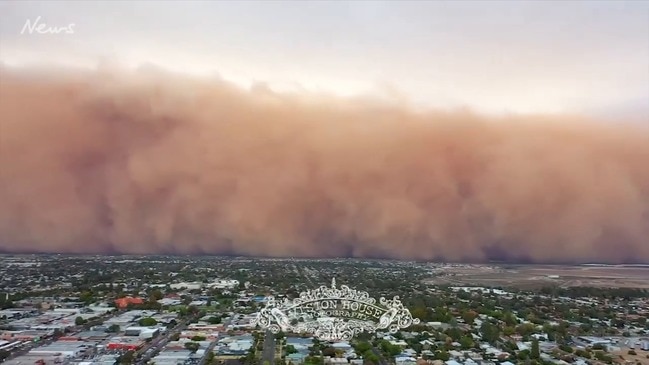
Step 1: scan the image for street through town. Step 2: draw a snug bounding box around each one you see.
[135,317,192,365]
[261,331,275,365]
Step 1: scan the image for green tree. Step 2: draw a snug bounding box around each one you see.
[575,349,591,359]
[462,311,477,325]
[459,336,474,350]
[184,342,200,352]
[504,312,518,326]
[516,323,536,337]
[138,317,158,326]
[531,339,540,360]
[362,352,379,364]
[322,347,336,357]
[80,291,95,304]
[305,357,324,365]
[0,295,15,309]
[433,351,450,361]
[354,341,372,354]
[388,345,401,357]
[75,316,86,326]
[558,344,573,353]
[285,345,298,355]
[445,328,462,341]
[594,351,612,363]
[480,322,500,343]
[410,306,428,321]
[149,289,163,301]
[178,306,190,317]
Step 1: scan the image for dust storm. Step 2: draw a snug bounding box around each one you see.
[0,65,648,263]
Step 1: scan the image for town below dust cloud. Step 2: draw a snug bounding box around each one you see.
[1,65,648,264]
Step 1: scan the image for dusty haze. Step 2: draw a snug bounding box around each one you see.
[1,65,648,263]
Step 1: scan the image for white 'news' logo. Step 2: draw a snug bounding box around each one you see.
[21,16,75,35]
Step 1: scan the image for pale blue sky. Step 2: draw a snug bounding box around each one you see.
[1,0,648,117]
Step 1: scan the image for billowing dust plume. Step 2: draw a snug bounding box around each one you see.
[1,65,648,263]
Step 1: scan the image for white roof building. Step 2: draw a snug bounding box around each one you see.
[170,282,203,290]
[395,356,417,365]
[331,342,352,349]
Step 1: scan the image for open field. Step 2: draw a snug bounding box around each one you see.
[423,264,649,289]
[611,349,649,365]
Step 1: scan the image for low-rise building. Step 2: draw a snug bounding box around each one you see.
[106,336,145,351]
[324,358,348,365]
[157,298,183,306]
[395,356,417,365]
[180,330,218,341]
[114,297,144,309]
[188,323,222,332]
[124,326,160,339]
[287,353,307,364]
[152,349,193,365]
[214,335,253,357]
[28,340,94,357]
[169,282,203,290]
[3,354,66,365]
[0,329,53,341]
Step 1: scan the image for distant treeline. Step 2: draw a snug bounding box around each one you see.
[538,286,648,299]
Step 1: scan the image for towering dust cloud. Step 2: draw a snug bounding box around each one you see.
[1,66,648,263]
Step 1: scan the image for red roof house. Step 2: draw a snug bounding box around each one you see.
[114,297,144,309]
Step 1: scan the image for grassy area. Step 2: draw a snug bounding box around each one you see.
[611,349,649,364]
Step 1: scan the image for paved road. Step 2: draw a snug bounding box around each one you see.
[136,318,192,365]
[298,265,316,288]
[197,339,218,365]
[261,331,275,365]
